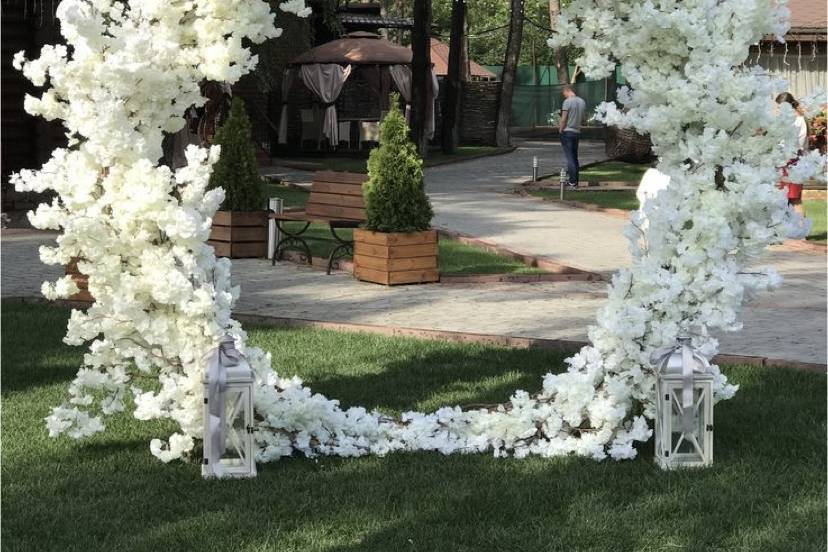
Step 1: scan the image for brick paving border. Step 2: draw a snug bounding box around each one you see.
[274,232,603,284]
[515,184,828,255]
[5,296,822,373]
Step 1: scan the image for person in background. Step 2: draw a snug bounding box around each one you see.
[775,92,809,216]
[559,84,586,188]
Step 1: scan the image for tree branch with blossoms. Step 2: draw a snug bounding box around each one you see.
[13,0,825,466]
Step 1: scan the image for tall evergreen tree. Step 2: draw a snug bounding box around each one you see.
[364,95,433,233]
[209,98,264,212]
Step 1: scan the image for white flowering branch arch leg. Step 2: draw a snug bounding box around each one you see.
[13,0,825,463]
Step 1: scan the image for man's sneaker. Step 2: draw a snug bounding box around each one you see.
[567,182,579,189]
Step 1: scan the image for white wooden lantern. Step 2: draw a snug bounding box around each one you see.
[652,337,714,470]
[202,339,257,479]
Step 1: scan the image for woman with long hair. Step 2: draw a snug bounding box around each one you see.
[775,92,809,216]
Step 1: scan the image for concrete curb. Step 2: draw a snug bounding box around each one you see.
[274,231,604,284]
[515,188,828,255]
[4,296,824,373]
[232,312,826,374]
[434,228,605,278]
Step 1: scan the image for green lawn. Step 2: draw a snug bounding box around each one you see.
[580,160,652,183]
[272,146,513,173]
[265,186,545,275]
[530,188,639,211]
[805,200,826,243]
[2,302,825,551]
[539,160,652,184]
[262,181,312,208]
[278,222,545,275]
[530,193,827,244]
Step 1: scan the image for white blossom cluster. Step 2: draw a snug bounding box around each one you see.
[14,0,825,465]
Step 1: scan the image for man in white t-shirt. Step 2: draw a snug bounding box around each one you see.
[559,85,586,188]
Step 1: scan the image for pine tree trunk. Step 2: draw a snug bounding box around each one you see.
[495,0,524,147]
[548,0,570,85]
[441,0,465,154]
[410,0,432,156]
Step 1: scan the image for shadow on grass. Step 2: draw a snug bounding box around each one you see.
[2,304,825,551]
[1,301,80,392]
[249,326,569,414]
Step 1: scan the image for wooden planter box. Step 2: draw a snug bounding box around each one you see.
[66,258,93,303]
[209,210,268,258]
[353,229,439,285]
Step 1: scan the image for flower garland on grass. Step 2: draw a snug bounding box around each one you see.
[13,0,825,464]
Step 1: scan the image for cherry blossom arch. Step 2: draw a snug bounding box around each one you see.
[12,0,824,463]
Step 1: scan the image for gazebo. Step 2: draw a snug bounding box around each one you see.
[277,32,438,150]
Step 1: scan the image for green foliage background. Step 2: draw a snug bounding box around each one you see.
[209,98,264,212]
[386,0,571,66]
[363,95,433,233]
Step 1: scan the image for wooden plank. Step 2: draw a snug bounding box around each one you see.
[356,255,437,272]
[231,242,267,258]
[210,226,267,242]
[388,269,440,285]
[69,289,94,303]
[306,204,366,221]
[271,210,312,221]
[354,266,390,285]
[311,181,365,196]
[354,242,437,259]
[209,226,232,241]
[313,170,368,185]
[354,229,437,246]
[213,211,267,226]
[308,191,365,208]
[209,240,231,257]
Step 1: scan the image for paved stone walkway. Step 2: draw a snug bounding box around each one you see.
[426,140,629,275]
[3,141,825,365]
[3,227,825,365]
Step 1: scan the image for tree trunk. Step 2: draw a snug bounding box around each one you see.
[461,16,471,82]
[410,0,432,156]
[441,0,465,154]
[495,0,524,147]
[606,62,619,104]
[548,0,570,85]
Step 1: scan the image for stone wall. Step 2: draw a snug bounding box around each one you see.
[459,81,499,147]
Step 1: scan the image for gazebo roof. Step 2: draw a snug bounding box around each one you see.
[290,32,412,66]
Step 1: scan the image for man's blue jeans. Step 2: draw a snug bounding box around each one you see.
[560,130,580,185]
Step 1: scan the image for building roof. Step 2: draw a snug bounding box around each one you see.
[339,13,413,29]
[290,32,412,65]
[429,38,496,79]
[787,0,827,34]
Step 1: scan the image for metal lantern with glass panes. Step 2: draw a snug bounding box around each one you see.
[202,338,257,479]
[652,337,714,470]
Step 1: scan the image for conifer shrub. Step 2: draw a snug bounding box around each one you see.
[209,97,264,211]
[363,94,433,233]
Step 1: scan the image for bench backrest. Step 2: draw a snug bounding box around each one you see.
[306,170,368,222]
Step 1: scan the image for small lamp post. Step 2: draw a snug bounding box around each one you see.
[532,156,539,181]
[202,337,257,479]
[559,168,568,200]
[652,337,714,470]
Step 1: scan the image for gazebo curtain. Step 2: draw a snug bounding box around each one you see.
[389,65,439,139]
[362,65,393,112]
[299,63,352,145]
[277,67,295,144]
[389,64,412,120]
[426,68,439,140]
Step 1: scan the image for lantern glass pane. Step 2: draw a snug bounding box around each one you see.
[669,386,707,458]
[220,388,248,467]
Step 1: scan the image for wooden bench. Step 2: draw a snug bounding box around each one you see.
[270,170,368,274]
